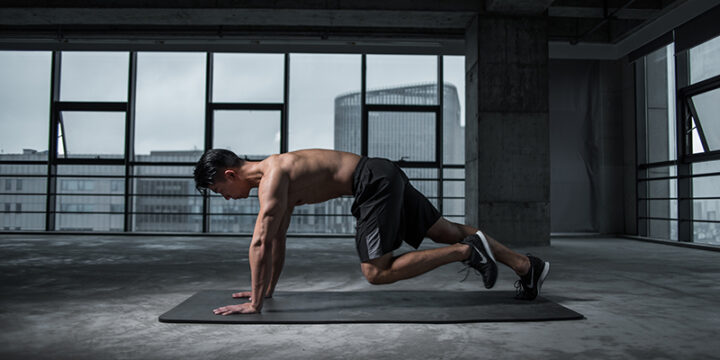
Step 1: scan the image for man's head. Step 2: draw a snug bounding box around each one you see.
[193,149,247,199]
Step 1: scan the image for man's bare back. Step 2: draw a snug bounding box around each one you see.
[258,149,361,206]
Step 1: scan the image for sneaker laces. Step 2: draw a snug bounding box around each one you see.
[514,279,526,297]
[457,263,481,282]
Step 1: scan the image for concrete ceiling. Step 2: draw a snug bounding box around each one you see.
[0,0,690,49]
[547,0,686,44]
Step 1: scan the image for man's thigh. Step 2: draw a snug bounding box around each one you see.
[425,217,464,244]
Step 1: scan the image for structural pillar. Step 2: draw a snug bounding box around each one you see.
[465,15,550,246]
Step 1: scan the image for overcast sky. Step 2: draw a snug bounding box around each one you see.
[0,51,465,157]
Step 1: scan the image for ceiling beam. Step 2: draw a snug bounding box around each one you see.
[548,6,659,19]
[485,0,554,15]
[0,0,486,12]
[0,8,477,29]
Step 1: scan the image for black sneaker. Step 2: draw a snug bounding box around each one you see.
[515,254,550,300]
[460,232,498,289]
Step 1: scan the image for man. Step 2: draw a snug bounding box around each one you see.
[193,148,550,315]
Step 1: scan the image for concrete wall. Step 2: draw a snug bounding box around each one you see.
[465,15,550,247]
[465,14,637,242]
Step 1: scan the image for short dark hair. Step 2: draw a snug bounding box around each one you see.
[193,149,243,193]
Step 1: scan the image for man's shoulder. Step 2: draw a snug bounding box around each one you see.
[258,154,294,179]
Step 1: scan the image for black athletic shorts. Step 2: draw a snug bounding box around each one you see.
[351,157,442,262]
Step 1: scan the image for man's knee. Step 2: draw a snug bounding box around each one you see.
[361,256,394,285]
[363,270,387,285]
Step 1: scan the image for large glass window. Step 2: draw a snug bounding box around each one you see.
[443,168,465,224]
[691,161,720,245]
[686,88,720,153]
[133,165,202,232]
[0,165,46,231]
[0,52,51,231]
[289,54,361,151]
[213,53,284,103]
[135,52,206,159]
[57,112,126,158]
[443,56,465,165]
[645,45,676,163]
[637,44,678,241]
[690,35,720,85]
[0,50,466,234]
[368,111,436,162]
[56,165,124,232]
[208,188,258,233]
[0,51,51,157]
[213,110,281,157]
[683,35,720,245]
[637,32,720,246]
[367,55,437,104]
[60,52,129,102]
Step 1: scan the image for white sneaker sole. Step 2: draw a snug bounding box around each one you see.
[476,231,497,264]
[537,261,550,297]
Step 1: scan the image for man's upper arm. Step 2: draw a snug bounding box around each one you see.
[276,206,294,241]
[253,166,289,244]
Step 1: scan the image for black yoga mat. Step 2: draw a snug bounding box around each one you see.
[159,290,583,324]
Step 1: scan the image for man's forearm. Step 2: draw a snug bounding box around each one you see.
[249,240,272,310]
[265,240,286,297]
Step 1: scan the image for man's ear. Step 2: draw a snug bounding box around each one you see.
[223,169,237,181]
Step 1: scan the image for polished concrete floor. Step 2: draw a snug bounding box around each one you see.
[1,234,719,359]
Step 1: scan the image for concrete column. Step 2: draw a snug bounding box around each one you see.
[465,15,550,247]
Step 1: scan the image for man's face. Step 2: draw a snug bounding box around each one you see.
[208,170,250,200]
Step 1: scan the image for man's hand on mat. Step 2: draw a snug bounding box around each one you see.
[213,303,259,315]
[232,291,272,300]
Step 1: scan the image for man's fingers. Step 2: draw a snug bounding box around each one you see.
[213,303,257,315]
[214,307,233,316]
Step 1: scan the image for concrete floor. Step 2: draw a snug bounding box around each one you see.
[0,234,719,360]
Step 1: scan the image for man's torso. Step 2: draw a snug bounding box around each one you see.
[258,149,361,206]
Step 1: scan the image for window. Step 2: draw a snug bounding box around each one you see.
[0,52,50,230]
[60,52,129,102]
[0,50,466,234]
[691,161,720,245]
[133,165,202,232]
[213,110,281,157]
[686,87,720,153]
[213,53,284,103]
[368,112,436,162]
[56,165,123,231]
[637,44,678,241]
[690,35,720,85]
[111,180,123,192]
[0,51,51,157]
[367,55,437,105]
[637,31,720,245]
[289,54,360,151]
[58,112,126,158]
[443,56,465,165]
[644,45,676,163]
[135,52,206,160]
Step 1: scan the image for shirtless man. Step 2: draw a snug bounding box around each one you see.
[193,148,550,315]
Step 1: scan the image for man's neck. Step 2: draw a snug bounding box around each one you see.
[237,161,263,188]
